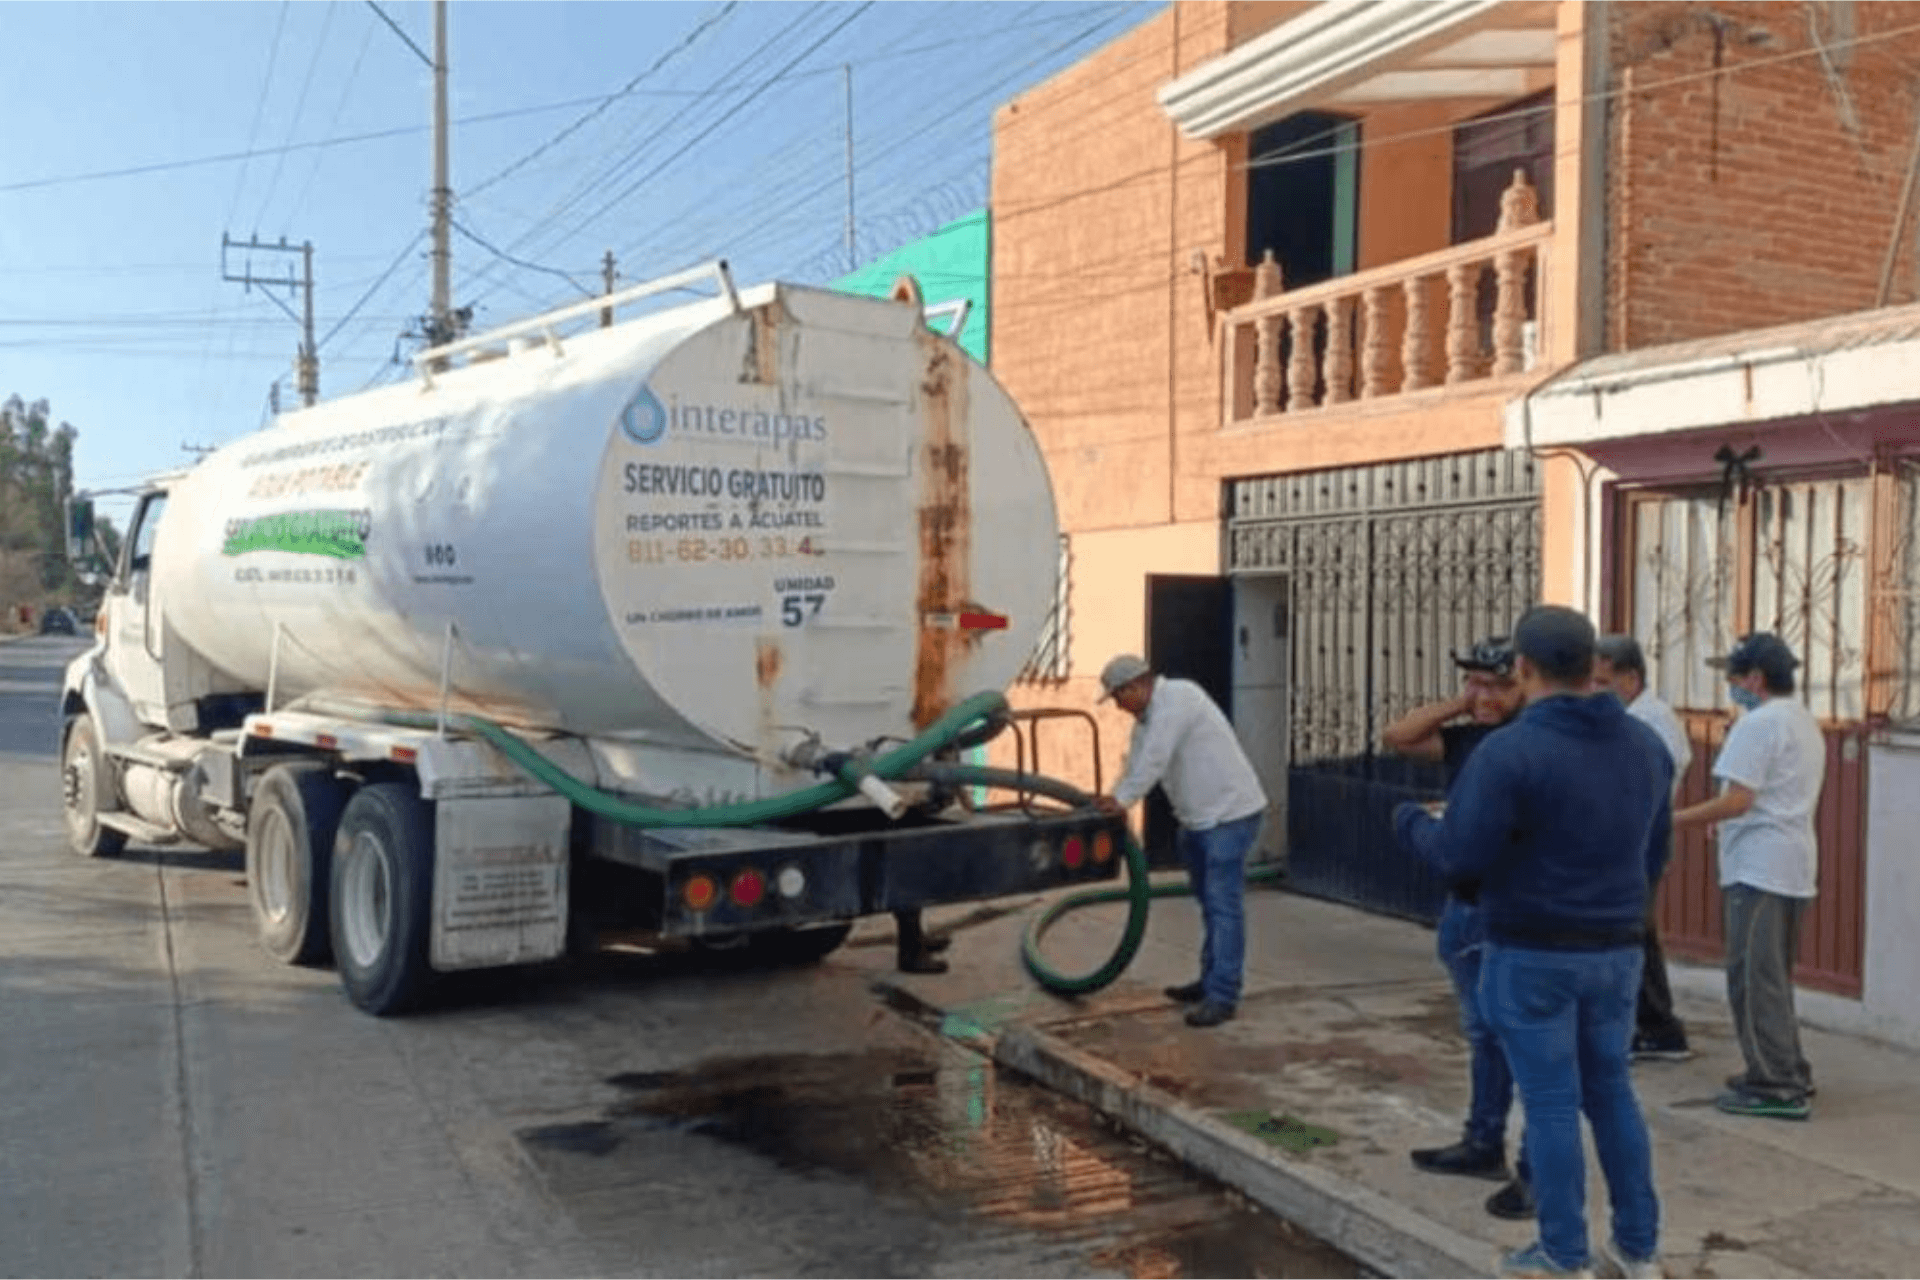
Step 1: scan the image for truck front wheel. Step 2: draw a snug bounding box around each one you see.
[247,764,346,966]
[329,783,435,1016]
[62,714,126,859]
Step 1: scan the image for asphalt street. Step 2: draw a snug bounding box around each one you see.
[0,635,1351,1279]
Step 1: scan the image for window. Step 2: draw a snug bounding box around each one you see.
[127,493,168,575]
[1245,111,1359,285]
[1017,534,1072,685]
[1623,477,1869,721]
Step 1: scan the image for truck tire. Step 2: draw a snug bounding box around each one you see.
[246,764,346,966]
[329,782,436,1016]
[748,922,853,967]
[61,714,126,859]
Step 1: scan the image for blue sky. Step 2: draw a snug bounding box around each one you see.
[0,0,1155,525]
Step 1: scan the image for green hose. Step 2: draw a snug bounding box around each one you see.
[1016,851,1285,995]
[376,690,1010,827]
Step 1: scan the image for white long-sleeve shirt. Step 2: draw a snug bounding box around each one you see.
[1627,687,1692,798]
[1112,677,1267,830]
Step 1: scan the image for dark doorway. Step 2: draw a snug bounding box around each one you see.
[1246,111,1359,286]
[1141,574,1233,867]
[1452,89,1555,242]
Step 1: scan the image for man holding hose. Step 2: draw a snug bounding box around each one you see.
[1095,655,1266,1029]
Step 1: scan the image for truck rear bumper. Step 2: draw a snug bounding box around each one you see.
[589,809,1126,939]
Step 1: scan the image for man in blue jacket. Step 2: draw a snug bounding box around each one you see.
[1396,606,1672,1280]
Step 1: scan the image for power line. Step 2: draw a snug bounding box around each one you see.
[224,0,292,231]
[318,232,426,350]
[466,1,740,200]
[0,95,623,196]
[253,0,339,230]
[364,0,432,68]
[630,6,1134,278]
[450,219,594,295]
[457,4,835,302]
[286,15,378,223]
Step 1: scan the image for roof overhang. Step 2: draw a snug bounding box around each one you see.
[1158,0,1558,140]
[1507,305,1920,451]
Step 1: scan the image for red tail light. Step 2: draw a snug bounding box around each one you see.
[730,868,767,908]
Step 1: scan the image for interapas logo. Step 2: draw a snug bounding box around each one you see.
[620,385,668,445]
[619,381,828,448]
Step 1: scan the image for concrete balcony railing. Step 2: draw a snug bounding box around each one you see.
[1222,171,1551,426]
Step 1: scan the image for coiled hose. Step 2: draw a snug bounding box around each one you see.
[366,691,1239,997]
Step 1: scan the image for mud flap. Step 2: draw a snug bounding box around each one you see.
[431,795,570,971]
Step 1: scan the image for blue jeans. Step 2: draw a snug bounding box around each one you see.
[1437,899,1517,1153]
[1483,943,1660,1269]
[1177,812,1262,1007]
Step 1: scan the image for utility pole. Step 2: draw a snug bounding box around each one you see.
[601,250,617,329]
[427,0,453,344]
[222,233,319,407]
[428,0,455,350]
[843,64,856,273]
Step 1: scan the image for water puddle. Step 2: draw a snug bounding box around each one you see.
[520,1046,1358,1278]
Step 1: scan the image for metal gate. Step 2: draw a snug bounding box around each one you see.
[1227,449,1541,922]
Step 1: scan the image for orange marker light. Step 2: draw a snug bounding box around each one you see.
[683,874,719,913]
[1091,831,1115,865]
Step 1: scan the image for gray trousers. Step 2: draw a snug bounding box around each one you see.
[1723,882,1814,1101]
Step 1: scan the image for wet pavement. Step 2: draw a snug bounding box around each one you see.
[850,886,1920,1279]
[516,1038,1358,1279]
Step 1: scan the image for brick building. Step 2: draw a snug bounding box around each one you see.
[990,0,1920,1033]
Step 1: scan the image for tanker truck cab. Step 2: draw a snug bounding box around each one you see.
[57,263,1127,1017]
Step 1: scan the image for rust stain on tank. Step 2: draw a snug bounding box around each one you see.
[911,332,971,729]
[746,299,785,385]
[755,638,783,690]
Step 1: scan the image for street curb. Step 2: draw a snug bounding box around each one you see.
[992,1021,1495,1280]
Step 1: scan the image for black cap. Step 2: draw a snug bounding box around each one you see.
[1451,635,1515,676]
[1708,632,1800,683]
[1512,605,1597,683]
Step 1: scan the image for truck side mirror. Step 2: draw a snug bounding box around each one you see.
[68,497,94,555]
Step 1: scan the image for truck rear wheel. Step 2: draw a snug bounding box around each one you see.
[62,714,126,859]
[329,783,435,1016]
[247,764,346,966]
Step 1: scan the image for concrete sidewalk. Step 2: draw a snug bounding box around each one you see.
[845,884,1920,1278]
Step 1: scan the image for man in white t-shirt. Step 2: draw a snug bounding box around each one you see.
[1594,635,1694,1063]
[1675,633,1826,1121]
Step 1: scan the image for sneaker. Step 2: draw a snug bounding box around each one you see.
[1184,999,1235,1028]
[1163,980,1206,1004]
[1630,1034,1693,1062]
[1726,1072,1818,1099]
[1486,1177,1535,1220]
[1499,1240,1595,1278]
[1600,1238,1664,1279]
[1411,1138,1508,1180]
[1714,1088,1810,1120]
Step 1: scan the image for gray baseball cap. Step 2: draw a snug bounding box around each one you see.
[1098,654,1152,700]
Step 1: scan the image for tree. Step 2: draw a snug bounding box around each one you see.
[1,395,90,623]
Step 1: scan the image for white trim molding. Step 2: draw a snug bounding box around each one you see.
[1508,304,1920,450]
[1158,0,1525,140]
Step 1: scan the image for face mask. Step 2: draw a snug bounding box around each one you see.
[1729,684,1763,712]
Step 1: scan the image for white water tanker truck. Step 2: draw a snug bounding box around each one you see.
[60,263,1127,1015]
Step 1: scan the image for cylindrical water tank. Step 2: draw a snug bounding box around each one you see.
[153,282,1060,759]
